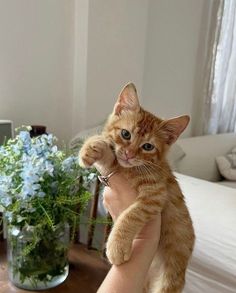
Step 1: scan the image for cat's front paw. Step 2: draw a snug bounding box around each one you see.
[78,136,108,168]
[106,233,132,265]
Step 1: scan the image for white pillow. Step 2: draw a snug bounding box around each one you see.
[69,124,104,150]
[167,143,186,171]
[216,147,236,181]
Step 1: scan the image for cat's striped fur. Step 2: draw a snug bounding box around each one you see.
[79,83,195,292]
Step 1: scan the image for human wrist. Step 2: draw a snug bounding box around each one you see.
[96,160,119,187]
[98,170,118,187]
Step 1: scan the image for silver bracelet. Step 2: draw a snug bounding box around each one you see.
[98,170,117,187]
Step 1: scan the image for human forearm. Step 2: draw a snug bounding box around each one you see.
[97,237,158,293]
[98,174,161,293]
[97,215,160,293]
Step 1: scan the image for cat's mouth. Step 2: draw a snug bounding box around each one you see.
[117,157,133,167]
[117,156,140,168]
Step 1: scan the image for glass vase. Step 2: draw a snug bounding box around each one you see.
[7,222,70,290]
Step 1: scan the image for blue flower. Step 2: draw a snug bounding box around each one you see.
[0,175,12,187]
[21,163,40,184]
[45,161,54,176]
[11,226,20,236]
[62,156,77,172]
[0,146,7,156]
[51,145,58,153]
[38,191,46,197]
[21,182,41,199]
[19,131,30,142]
[0,192,12,207]
[19,131,31,150]
[5,211,13,223]
[0,176,13,203]
[45,134,54,145]
[12,144,21,156]
[0,127,85,224]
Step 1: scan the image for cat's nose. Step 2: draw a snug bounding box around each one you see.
[125,150,135,160]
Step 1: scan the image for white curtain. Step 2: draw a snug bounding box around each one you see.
[204,0,236,134]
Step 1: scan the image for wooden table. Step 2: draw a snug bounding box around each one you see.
[0,241,110,293]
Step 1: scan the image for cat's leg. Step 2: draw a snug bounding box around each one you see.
[158,270,185,293]
[106,182,167,265]
[144,252,164,293]
[147,270,185,293]
[145,242,189,293]
[78,134,116,174]
[157,227,193,292]
[148,253,187,293]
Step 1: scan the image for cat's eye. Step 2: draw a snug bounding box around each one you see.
[121,129,131,140]
[142,143,154,151]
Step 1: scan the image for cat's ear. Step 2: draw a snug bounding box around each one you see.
[113,83,140,115]
[160,115,190,145]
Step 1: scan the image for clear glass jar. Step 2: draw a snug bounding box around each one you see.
[7,222,70,290]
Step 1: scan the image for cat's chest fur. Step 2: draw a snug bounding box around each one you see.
[118,165,162,192]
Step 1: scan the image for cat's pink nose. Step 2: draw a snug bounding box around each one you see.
[125,150,135,160]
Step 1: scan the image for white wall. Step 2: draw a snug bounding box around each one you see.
[72,0,149,135]
[73,0,210,138]
[0,0,74,142]
[0,0,211,142]
[142,0,209,137]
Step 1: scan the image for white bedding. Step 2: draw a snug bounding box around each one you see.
[176,173,236,293]
[80,173,236,292]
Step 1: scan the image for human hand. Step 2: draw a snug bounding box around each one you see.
[103,173,161,251]
[98,173,161,293]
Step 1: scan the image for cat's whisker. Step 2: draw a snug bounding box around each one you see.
[135,165,147,182]
[142,160,171,178]
[145,164,169,179]
[135,160,157,182]
[136,166,147,181]
[140,165,153,183]
[142,168,155,182]
[135,164,149,182]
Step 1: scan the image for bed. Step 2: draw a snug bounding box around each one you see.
[177,173,236,293]
[71,132,236,292]
[78,172,236,292]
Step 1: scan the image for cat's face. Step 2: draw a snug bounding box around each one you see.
[104,83,190,169]
[107,110,163,168]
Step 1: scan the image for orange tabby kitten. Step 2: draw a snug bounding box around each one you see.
[79,83,195,293]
